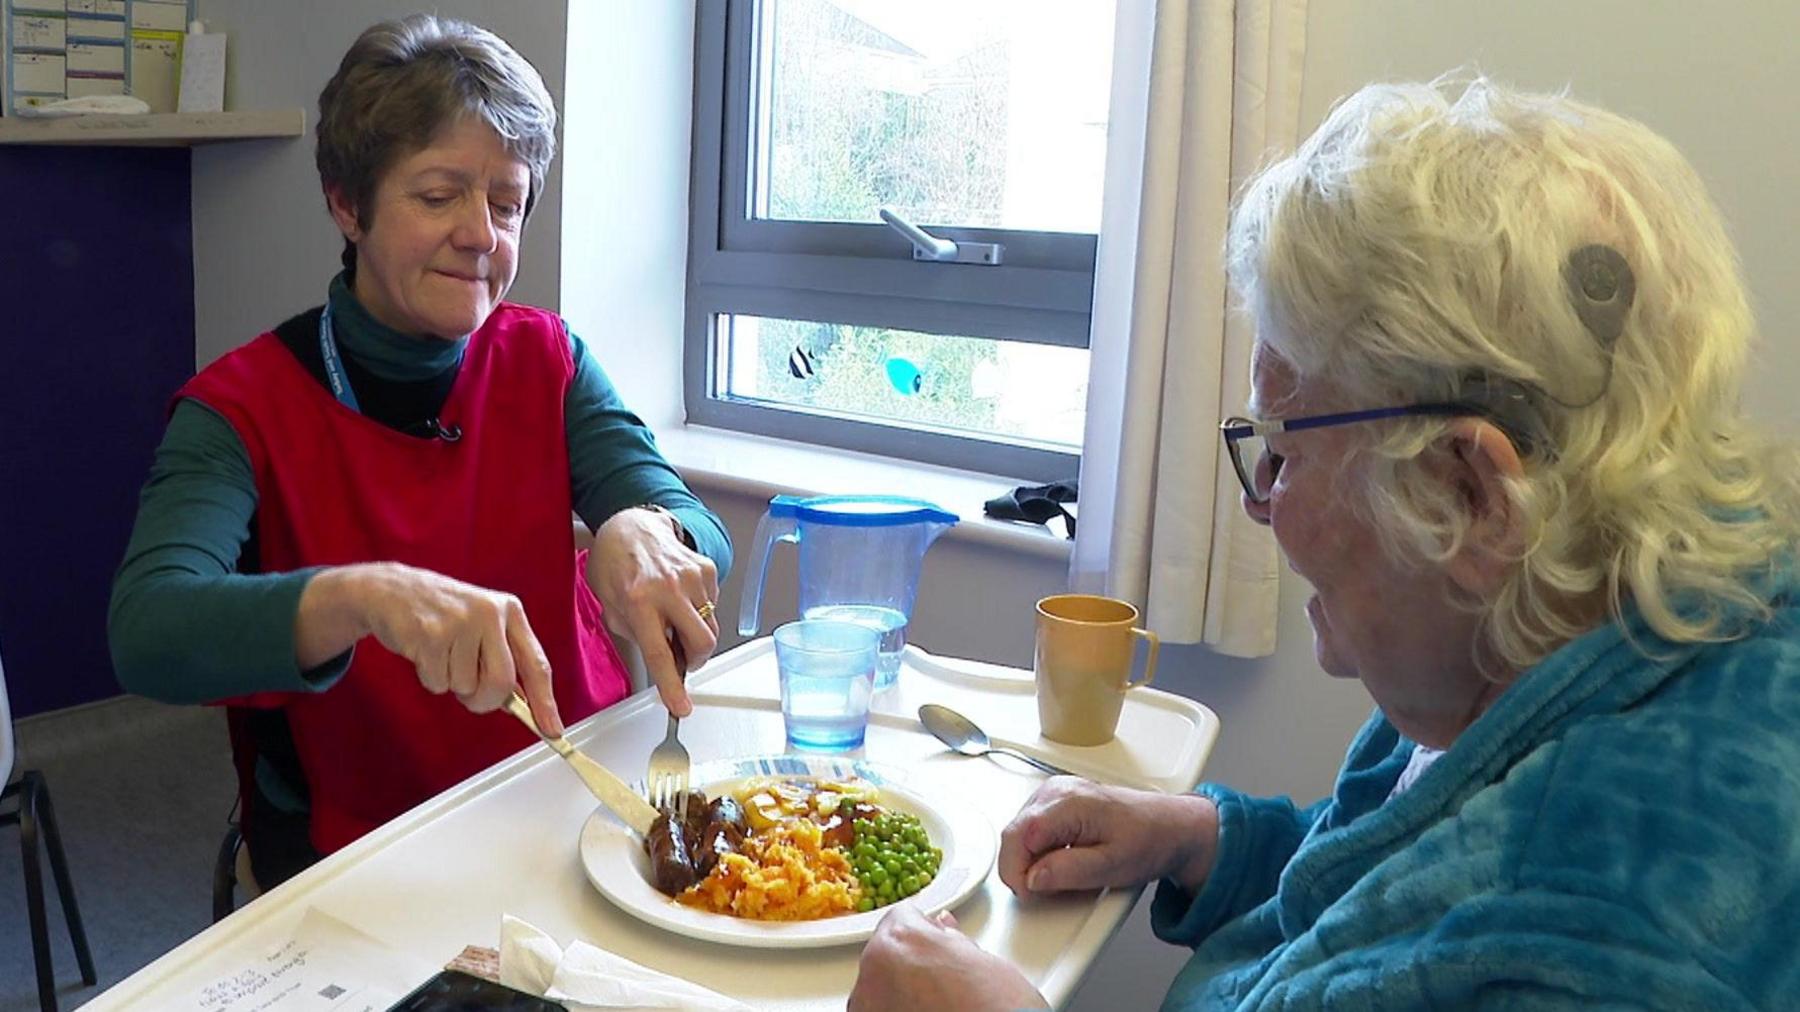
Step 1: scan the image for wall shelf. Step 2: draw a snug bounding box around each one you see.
[0,109,305,147]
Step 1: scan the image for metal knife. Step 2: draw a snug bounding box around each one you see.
[503,693,659,837]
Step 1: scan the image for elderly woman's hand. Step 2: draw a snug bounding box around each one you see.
[998,777,1220,898]
[848,905,1047,1012]
[297,562,565,734]
[587,506,720,717]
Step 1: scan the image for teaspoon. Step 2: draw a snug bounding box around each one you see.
[918,704,1074,777]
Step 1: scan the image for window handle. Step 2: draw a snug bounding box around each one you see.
[878,207,1005,266]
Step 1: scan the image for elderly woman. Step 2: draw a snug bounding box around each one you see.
[108,15,729,888]
[850,78,1800,1010]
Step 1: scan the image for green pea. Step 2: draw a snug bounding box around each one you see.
[856,896,875,913]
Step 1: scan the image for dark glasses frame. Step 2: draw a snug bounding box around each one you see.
[1220,403,1493,505]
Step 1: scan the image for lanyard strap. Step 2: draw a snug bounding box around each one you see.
[317,302,361,414]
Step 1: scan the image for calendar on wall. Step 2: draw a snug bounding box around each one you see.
[4,0,195,115]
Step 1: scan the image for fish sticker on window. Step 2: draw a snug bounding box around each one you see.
[885,357,923,395]
[788,346,817,380]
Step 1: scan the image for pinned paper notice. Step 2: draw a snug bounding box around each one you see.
[129,0,186,32]
[68,41,126,75]
[12,13,67,50]
[13,52,66,94]
[66,75,127,97]
[68,16,127,41]
[128,32,180,112]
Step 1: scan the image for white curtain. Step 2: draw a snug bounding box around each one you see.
[1072,0,1308,655]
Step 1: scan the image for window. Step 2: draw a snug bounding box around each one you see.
[686,0,1116,480]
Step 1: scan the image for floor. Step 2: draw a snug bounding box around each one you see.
[1,697,235,1012]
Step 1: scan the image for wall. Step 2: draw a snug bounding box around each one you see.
[189,0,570,368]
[559,0,692,432]
[1300,0,1800,436]
[0,147,196,717]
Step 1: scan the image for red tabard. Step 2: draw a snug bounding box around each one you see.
[178,303,631,854]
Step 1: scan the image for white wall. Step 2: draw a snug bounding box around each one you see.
[1302,0,1800,436]
[558,0,691,430]
[189,0,570,368]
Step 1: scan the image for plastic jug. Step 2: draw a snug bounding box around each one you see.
[737,495,958,690]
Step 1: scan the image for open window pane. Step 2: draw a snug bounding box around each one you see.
[755,0,1116,233]
[715,314,1088,450]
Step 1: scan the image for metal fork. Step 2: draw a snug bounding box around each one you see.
[646,639,691,822]
[647,711,691,823]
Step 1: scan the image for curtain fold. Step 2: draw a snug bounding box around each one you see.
[1073,0,1308,656]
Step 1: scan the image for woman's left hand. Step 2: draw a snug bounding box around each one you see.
[588,506,719,716]
[848,905,1048,1012]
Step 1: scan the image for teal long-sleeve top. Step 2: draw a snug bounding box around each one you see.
[1151,562,1800,1009]
[109,274,731,703]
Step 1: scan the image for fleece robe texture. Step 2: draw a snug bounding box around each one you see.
[1156,570,1800,1010]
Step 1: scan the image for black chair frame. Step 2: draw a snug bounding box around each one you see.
[2,770,96,1012]
[212,821,244,923]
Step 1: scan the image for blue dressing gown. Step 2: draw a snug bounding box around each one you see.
[1156,568,1800,1009]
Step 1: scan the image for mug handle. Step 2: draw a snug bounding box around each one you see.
[1125,626,1159,689]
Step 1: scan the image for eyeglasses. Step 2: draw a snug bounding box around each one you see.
[1220,403,1493,505]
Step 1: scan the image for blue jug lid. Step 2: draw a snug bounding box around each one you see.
[769,494,959,528]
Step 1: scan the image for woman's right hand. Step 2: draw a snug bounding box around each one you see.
[296,562,564,736]
[997,777,1219,898]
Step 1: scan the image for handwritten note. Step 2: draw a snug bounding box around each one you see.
[176,28,225,112]
[182,909,435,1012]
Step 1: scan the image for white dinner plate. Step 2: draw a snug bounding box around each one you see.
[578,754,998,948]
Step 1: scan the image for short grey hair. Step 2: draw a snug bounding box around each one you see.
[315,13,557,271]
[1228,75,1800,670]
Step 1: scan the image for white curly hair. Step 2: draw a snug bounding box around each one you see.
[1227,75,1800,671]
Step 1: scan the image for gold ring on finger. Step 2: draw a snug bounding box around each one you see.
[696,600,717,621]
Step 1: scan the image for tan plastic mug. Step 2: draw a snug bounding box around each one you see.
[1034,594,1160,746]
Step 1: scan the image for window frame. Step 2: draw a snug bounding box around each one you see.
[683,0,1099,481]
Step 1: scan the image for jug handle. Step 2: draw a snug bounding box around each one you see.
[736,509,799,636]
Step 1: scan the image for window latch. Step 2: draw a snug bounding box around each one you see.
[878,208,1005,266]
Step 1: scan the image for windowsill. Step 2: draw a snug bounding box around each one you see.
[656,424,1076,561]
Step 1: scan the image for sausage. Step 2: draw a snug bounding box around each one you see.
[820,813,853,850]
[680,790,711,842]
[706,795,747,833]
[646,814,698,896]
[693,819,746,879]
[691,796,748,878]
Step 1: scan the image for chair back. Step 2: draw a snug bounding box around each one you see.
[0,641,16,787]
